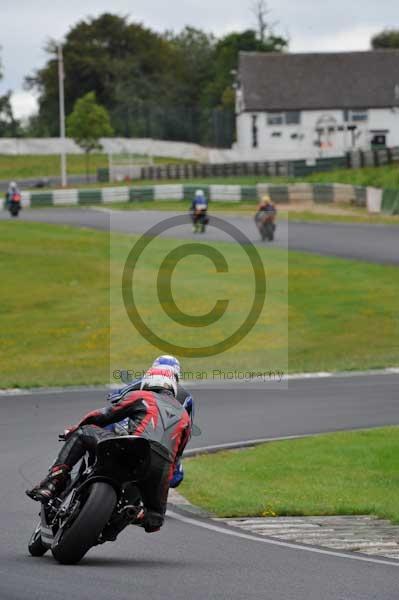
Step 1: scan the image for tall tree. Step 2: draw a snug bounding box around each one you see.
[26,14,179,136]
[0,47,20,136]
[25,13,288,145]
[204,29,287,109]
[67,92,113,180]
[166,27,215,106]
[371,30,399,49]
[0,92,20,136]
[252,0,272,42]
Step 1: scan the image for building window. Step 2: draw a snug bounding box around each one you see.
[267,111,301,125]
[351,110,368,122]
[343,109,368,123]
[251,115,258,148]
[271,131,282,137]
[285,111,301,125]
[267,112,283,125]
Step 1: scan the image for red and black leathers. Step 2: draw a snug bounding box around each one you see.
[51,390,191,523]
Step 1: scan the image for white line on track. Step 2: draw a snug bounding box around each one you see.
[168,510,399,568]
[185,433,324,456]
[1,367,399,396]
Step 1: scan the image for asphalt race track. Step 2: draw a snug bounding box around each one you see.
[1,207,398,264]
[2,373,399,600]
[2,208,398,597]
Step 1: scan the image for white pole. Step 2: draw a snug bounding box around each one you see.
[58,44,67,187]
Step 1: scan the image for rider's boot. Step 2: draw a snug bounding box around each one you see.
[26,464,71,503]
[141,509,164,533]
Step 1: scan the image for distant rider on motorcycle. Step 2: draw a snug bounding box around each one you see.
[107,355,194,488]
[255,194,277,241]
[190,189,209,233]
[27,368,192,534]
[5,181,21,208]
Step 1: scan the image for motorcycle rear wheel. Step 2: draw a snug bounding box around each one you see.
[51,482,117,565]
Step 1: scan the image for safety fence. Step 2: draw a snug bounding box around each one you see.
[97,158,347,182]
[97,146,399,182]
[3,183,372,210]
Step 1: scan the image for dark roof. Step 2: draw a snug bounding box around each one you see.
[239,50,399,111]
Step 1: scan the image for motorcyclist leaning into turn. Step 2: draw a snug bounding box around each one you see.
[107,355,194,489]
[26,367,192,534]
[190,189,209,233]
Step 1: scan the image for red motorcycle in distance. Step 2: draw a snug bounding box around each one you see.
[7,192,22,217]
[255,209,276,241]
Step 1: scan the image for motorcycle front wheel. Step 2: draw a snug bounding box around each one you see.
[51,482,117,565]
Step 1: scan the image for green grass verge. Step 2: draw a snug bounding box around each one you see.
[305,163,399,188]
[285,210,399,225]
[0,221,398,387]
[181,427,399,522]
[0,153,194,180]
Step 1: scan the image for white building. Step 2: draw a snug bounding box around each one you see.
[235,50,399,161]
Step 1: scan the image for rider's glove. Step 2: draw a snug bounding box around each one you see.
[58,427,75,441]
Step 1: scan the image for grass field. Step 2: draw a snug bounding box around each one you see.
[0,221,398,387]
[0,154,194,180]
[181,427,399,522]
[1,151,398,188]
[305,163,399,189]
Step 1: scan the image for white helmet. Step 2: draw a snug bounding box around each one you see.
[141,367,177,397]
[152,355,181,379]
[195,189,205,199]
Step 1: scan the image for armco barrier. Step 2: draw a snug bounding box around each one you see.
[2,183,383,211]
[367,188,383,214]
[382,189,399,215]
[78,190,102,205]
[154,185,183,201]
[183,185,210,202]
[257,184,289,204]
[102,187,129,203]
[354,187,367,207]
[129,187,154,201]
[30,192,53,207]
[241,186,258,202]
[210,185,241,202]
[53,189,78,205]
[313,184,334,204]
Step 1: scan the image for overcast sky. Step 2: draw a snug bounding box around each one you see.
[1,0,397,118]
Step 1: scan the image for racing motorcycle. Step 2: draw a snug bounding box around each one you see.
[254,210,276,242]
[28,435,152,564]
[191,207,209,233]
[7,192,22,217]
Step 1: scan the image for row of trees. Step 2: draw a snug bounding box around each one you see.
[25,9,287,147]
